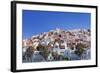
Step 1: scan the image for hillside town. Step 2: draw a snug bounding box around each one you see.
[22,28,91,63]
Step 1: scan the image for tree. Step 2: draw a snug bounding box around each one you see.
[75,43,86,56]
[37,44,49,60]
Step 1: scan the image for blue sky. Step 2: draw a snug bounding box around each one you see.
[22,10,91,39]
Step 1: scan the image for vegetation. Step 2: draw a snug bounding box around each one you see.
[75,43,86,56]
[61,55,69,60]
[63,57,69,60]
[37,44,49,60]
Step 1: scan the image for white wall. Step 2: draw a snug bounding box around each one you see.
[0,0,99,73]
